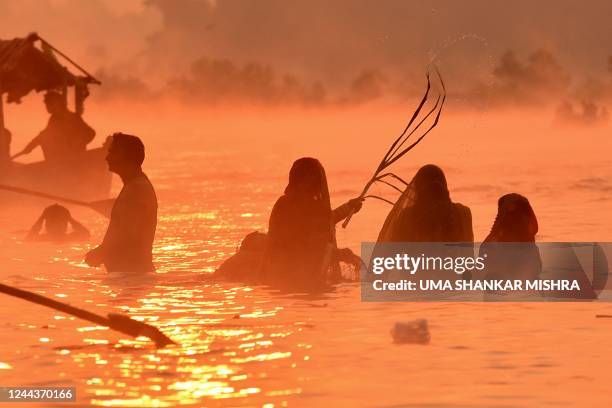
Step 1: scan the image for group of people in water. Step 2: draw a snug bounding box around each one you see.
[18,125,607,300]
[13,92,605,297]
[21,126,545,289]
[216,159,541,289]
[2,91,543,285]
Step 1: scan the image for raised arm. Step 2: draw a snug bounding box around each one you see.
[12,135,41,159]
[332,198,363,224]
[68,217,90,240]
[26,213,45,241]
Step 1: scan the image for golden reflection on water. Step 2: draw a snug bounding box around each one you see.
[36,266,307,407]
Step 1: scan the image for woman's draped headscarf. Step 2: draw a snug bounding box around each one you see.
[484,193,538,242]
[281,157,339,279]
[377,164,455,242]
[284,157,332,214]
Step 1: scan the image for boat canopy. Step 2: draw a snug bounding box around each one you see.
[0,33,99,104]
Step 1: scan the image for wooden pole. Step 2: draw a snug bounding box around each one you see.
[37,36,100,84]
[0,283,176,348]
[0,91,5,132]
[0,184,115,218]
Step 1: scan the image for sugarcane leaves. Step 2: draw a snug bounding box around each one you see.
[375,173,409,187]
[341,66,446,228]
[364,195,396,205]
[381,66,446,171]
[374,178,404,194]
[374,172,410,194]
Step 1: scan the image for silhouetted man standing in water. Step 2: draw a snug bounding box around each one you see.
[85,133,157,272]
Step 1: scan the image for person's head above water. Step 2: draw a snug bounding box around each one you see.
[42,204,71,237]
[44,91,67,115]
[285,157,328,199]
[412,164,450,205]
[106,132,145,176]
[485,193,538,242]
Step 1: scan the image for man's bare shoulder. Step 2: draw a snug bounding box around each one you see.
[122,174,157,206]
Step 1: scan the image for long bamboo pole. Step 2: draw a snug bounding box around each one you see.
[0,90,4,133]
[0,283,176,348]
[0,184,114,218]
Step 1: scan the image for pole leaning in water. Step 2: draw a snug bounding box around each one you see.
[0,283,176,348]
[0,184,115,218]
[0,86,5,133]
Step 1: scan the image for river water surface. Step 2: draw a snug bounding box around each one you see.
[1,105,611,407]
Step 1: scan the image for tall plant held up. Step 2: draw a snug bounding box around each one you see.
[342,66,446,228]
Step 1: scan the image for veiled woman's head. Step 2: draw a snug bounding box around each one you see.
[285,157,328,199]
[412,164,450,205]
[489,193,538,242]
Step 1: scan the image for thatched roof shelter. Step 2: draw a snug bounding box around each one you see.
[0,33,99,128]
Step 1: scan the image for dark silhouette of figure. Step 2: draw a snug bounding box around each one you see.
[483,193,538,243]
[261,157,362,288]
[26,204,90,242]
[480,194,608,300]
[1,127,10,163]
[479,194,542,284]
[85,133,157,272]
[17,92,95,161]
[370,165,473,287]
[378,164,473,243]
[215,231,268,283]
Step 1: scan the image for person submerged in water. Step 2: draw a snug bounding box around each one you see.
[478,193,542,300]
[26,204,90,242]
[216,230,363,283]
[261,157,363,287]
[15,92,95,162]
[85,133,157,272]
[215,231,268,283]
[483,193,538,243]
[378,164,473,243]
[479,193,541,283]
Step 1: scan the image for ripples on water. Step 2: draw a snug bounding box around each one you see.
[1,110,611,406]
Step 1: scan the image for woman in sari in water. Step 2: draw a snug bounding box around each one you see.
[481,193,607,300]
[371,165,473,288]
[377,164,473,243]
[483,193,538,244]
[261,157,363,289]
[479,194,542,290]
